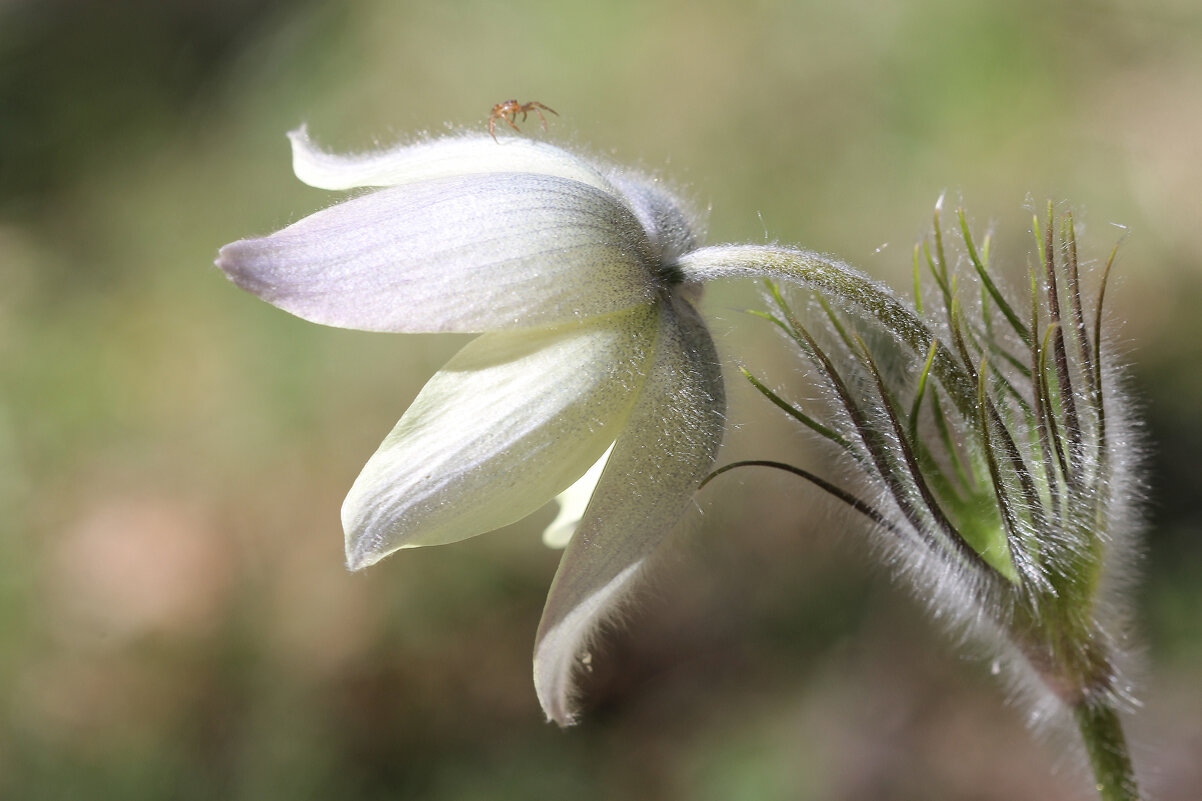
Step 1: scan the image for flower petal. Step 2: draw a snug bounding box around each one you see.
[533,296,725,725]
[216,173,660,333]
[289,127,615,193]
[343,305,660,568]
[542,444,614,550]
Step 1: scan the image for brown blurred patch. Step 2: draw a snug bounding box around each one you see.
[45,492,232,645]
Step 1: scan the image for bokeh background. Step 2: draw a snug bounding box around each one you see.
[2,0,1200,798]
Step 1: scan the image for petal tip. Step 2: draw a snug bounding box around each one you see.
[344,544,376,572]
[533,637,583,728]
[546,708,578,728]
[533,560,645,728]
[213,241,239,274]
[213,242,239,280]
[344,527,386,572]
[287,125,315,164]
[213,240,270,296]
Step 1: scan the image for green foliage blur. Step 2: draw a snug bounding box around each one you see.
[2,0,1200,798]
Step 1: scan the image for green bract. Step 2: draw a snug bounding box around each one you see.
[690,201,1141,798]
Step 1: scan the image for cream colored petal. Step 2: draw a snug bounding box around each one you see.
[542,444,614,550]
[289,127,614,193]
[343,306,660,569]
[533,296,726,725]
[216,173,659,333]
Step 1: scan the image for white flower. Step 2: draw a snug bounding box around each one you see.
[215,129,726,724]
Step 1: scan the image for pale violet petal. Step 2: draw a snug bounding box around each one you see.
[542,443,614,549]
[343,305,660,568]
[216,173,660,333]
[533,296,726,725]
[289,127,614,193]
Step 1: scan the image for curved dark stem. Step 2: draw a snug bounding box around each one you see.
[701,460,904,538]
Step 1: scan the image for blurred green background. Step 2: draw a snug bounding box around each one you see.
[2,0,1200,798]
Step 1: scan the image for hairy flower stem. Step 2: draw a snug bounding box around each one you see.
[1074,701,1140,801]
[1009,614,1140,800]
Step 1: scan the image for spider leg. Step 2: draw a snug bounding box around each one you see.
[489,115,498,142]
[528,103,556,131]
[504,112,521,132]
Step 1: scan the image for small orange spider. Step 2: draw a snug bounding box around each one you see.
[488,99,558,142]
